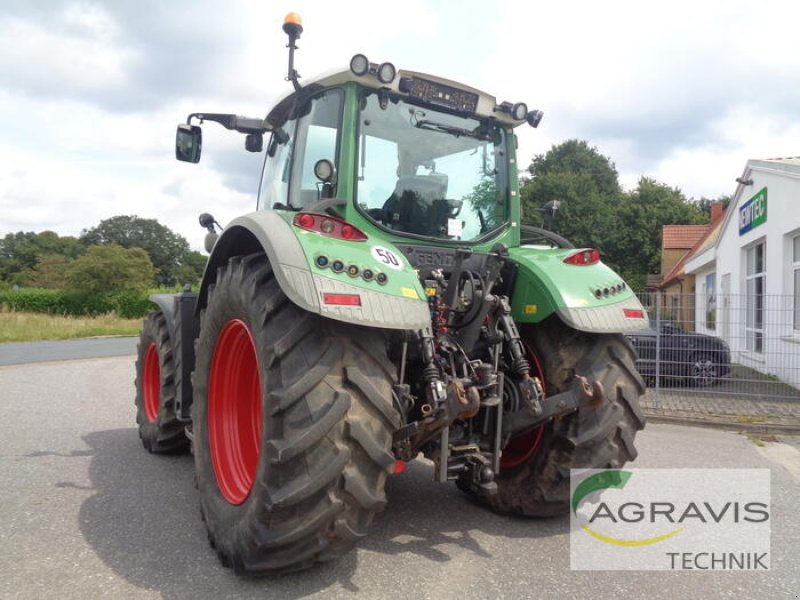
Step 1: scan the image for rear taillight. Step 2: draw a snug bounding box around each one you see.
[563,249,601,265]
[293,212,368,241]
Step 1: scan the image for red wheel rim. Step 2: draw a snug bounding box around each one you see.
[500,344,546,470]
[143,343,161,423]
[209,319,263,505]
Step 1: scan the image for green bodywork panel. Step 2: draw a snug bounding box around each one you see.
[508,246,634,323]
[275,211,427,301]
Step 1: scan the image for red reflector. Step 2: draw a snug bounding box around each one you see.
[624,309,645,319]
[322,293,361,306]
[393,460,407,474]
[563,249,601,265]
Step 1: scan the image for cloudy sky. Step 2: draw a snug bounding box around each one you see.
[1,0,799,250]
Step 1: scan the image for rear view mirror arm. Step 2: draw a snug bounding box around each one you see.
[186,113,270,135]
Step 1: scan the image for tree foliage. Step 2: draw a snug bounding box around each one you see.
[27,255,71,289]
[520,140,709,289]
[174,250,207,287]
[521,140,621,253]
[610,178,707,288]
[80,215,193,286]
[526,139,621,198]
[0,231,84,285]
[66,244,155,293]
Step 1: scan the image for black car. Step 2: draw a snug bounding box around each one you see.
[625,318,731,387]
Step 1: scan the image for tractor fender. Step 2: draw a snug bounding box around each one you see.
[507,246,648,333]
[148,291,199,421]
[148,293,180,341]
[197,210,431,330]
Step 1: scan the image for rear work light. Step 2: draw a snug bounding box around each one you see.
[322,293,362,306]
[293,213,368,241]
[563,248,601,266]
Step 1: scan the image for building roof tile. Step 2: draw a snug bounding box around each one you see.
[662,225,710,249]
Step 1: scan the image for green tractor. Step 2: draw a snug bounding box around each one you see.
[135,13,647,574]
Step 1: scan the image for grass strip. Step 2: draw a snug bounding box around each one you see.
[0,310,142,343]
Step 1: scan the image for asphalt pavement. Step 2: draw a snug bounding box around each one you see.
[0,336,138,366]
[0,354,798,599]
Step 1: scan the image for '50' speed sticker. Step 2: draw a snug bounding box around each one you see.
[371,246,404,270]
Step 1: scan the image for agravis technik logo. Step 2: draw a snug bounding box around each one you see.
[570,469,770,571]
[572,470,684,547]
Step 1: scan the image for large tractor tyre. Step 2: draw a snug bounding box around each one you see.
[488,316,646,517]
[134,311,190,454]
[192,253,399,574]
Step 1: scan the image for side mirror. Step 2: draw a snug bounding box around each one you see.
[542,200,561,218]
[245,132,263,153]
[176,124,202,163]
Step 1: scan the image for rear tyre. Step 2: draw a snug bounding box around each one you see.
[487,316,646,516]
[193,253,399,574]
[134,311,189,454]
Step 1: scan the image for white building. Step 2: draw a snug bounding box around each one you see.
[684,157,800,388]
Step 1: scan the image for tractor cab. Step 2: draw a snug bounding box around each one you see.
[256,71,519,244]
[178,36,543,251]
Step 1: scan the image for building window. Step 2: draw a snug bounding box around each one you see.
[793,235,800,331]
[705,273,716,330]
[745,241,765,353]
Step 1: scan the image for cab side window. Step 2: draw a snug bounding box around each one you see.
[289,89,343,209]
[258,119,296,210]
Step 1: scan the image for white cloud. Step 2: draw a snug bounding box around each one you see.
[0,6,133,105]
[1,0,799,251]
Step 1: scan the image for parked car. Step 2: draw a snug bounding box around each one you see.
[625,317,731,387]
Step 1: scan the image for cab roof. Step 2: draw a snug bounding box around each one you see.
[265,67,525,129]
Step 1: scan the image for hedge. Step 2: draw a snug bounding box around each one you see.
[0,288,172,319]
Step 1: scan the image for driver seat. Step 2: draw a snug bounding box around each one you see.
[383,174,448,235]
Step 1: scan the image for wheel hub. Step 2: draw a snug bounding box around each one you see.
[500,344,546,470]
[209,319,263,505]
[143,343,161,423]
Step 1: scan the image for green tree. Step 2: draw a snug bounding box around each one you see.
[66,244,155,293]
[519,140,711,290]
[696,195,731,218]
[174,249,207,287]
[80,215,191,286]
[525,139,621,197]
[27,255,72,289]
[520,140,621,253]
[0,231,84,284]
[609,178,708,288]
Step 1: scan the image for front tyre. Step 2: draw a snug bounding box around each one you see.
[134,311,189,454]
[489,316,646,516]
[193,253,399,574]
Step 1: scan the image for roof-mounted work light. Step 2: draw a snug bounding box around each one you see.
[349,54,397,84]
[350,54,369,77]
[526,109,544,128]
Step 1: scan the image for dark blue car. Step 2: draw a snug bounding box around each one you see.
[625,318,731,387]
